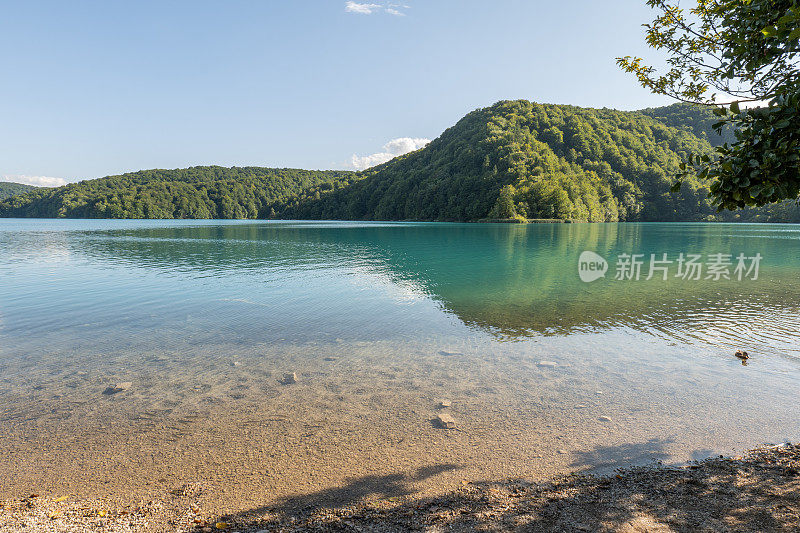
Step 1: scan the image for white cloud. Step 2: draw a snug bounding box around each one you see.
[351,152,396,170]
[2,175,68,187]
[351,137,430,170]
[345,1,408,16]
[345,1,381,14]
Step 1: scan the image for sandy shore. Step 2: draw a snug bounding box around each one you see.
[2,443,798,532]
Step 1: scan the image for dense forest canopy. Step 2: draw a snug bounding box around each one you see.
[285,100,727,222]
[285,100,799,222]
[0,181,38,201]
[1,101,798,222]
[0,167,356,219]
[638,103,737,147]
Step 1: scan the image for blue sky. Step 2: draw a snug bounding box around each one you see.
[1,1,674,185]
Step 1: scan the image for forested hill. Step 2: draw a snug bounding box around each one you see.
[283,100,718,222]
[284,100,798,222]
[0,181,38,200]
[1,101,796,221]
[639,102,737,147]
[0,167,357,219]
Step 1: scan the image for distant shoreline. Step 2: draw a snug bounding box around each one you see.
[478,217,577,224]
[3,217,799,224]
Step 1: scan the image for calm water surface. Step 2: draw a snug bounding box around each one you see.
[1,219,799,507]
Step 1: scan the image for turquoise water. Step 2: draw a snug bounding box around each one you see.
[1,219,800,504]
[3,220,799,348]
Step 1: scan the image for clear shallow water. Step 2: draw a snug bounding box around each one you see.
[1,219,800,507]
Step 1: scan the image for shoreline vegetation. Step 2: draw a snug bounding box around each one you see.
[2,101,799,224]
[2,443,797,532]
[478,218,576,223]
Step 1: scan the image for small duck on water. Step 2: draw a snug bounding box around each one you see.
[735,350,749,360]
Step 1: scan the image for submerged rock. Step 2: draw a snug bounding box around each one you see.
[598,416,612,422]
[438,350,462,357]
[103,382,132,395]
[435,413,457,429]
[537,361,558,368]
[735,350,749,360]
[279,372,298,385]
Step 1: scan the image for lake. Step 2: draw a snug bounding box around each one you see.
[1,219,799,511]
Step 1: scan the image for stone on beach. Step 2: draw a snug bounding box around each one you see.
[103,382,132,395]
[598,416,612,422]
[435,413,457,429]
[279,372,298,385]
[437,400,452,408]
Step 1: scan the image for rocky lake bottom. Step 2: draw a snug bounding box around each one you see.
[3,332,799,519]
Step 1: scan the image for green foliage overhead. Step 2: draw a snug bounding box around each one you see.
[705,94,800,209]
[618,0,800,210]
[0,166,356,219]
[0,181,38,201]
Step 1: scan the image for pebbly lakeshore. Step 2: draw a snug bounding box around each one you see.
[2,443,799,532]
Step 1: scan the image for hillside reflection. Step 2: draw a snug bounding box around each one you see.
[62,221,800,353]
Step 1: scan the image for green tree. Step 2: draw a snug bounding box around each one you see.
[489,184,519,219]
[618,0,800,210]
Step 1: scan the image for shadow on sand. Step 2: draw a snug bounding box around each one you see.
[206,441,800,532]
[568,437,675,474]
[269,463,460,512]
